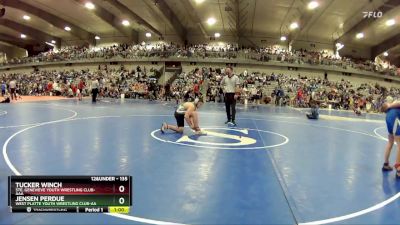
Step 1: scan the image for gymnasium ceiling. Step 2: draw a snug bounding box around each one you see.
[0,0,399,59]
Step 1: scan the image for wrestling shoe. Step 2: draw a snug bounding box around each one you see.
[395,164,400,178]
[195,130,207,135]
[382,163,393,171]
[160,122,167,134]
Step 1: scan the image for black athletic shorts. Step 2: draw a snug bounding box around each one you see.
[174,111,185,127]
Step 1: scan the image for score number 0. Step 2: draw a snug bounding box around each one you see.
[118,176,128,205]
[118,184,127,205]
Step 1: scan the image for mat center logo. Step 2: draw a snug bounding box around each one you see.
[176,129,256,147]
[151,127,289,150]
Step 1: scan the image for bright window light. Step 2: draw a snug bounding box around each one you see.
[290,22,299,30]
[356,32,364,39]
[20,34,26,39]
[22,15,31,20]
[145,32,152,37]
[207,17,216,25]
[214,32,221,38]
[122,20,130,26]
[386,19,395,26]
[280,36,287,41]
[85,2,95,10]
[64,26,71,31]
[308,1,319,10]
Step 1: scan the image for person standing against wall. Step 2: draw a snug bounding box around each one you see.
[220,66,241,126]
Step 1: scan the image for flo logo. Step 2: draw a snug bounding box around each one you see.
[363,11,383,18]
[151,127,289,150]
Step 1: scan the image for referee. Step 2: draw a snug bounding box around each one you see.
[91,76,99,103]
[220,66,240,126]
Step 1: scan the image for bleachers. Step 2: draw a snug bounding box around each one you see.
[1,42,399,114]
[1,43,398,82]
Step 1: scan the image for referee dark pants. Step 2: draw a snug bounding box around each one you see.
[92,88,98,102]
[10,88,16,100]
[224,93,236,122]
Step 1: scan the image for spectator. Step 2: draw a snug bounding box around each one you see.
[0,93,10,103]
[307,100,319,119]
[1,81,6,96]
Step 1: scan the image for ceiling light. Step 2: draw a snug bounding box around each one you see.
[84,2,95,10]
[51,40,56,44]
[386,19,395,26]
[214,32,221,38]
[22,15,30,20]
[280,36,287,41]
[290,22,299,30]
[64,26,71,31]
[20,34,26,39]
[122,20,130,26]
[145,32,151,37]
[194,0,205,3]
[207,17,216,25]
[356,32,364,39]
[95,36,100,40]
[383,52,388,56]
[308,1,319,10]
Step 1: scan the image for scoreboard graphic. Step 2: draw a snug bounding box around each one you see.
[8,176,132,213]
